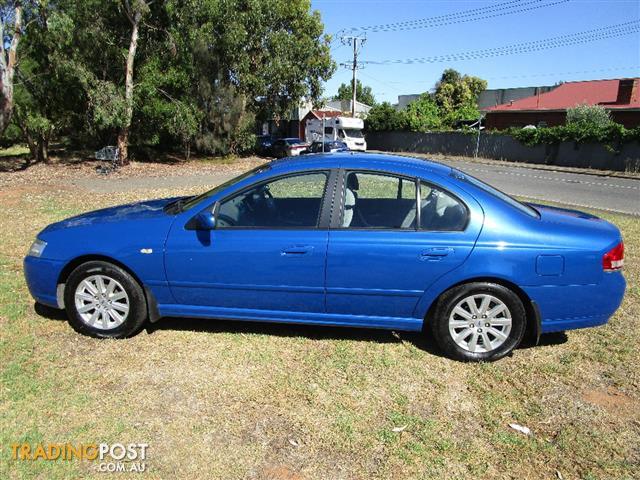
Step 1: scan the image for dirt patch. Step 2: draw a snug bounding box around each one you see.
[256,465,304,480]
[582,387,638,417]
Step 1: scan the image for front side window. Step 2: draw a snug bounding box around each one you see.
[342,172,417,229]
[419,181,468,231]
[217,172,328,228]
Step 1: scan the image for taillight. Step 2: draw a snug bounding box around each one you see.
[603,242,624,272]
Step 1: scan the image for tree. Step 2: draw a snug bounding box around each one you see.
[335,80,376,107]
[433,68,487,127]
[0,1,23,136]
[365,102,406,131]
[404,94,441,131]
[7,0,335,162]
[117,0,151,165]
[10,2,87,163]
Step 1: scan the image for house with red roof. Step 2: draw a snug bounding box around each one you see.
[483,78,640,130]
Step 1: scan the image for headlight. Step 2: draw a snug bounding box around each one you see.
[28,239,47,258]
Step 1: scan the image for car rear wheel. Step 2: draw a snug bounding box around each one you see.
[64,261,147,338]
[430,282,526,362]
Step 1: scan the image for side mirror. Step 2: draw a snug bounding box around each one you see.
[187,211,216,230]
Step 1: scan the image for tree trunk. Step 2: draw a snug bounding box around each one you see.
[117,9,142,166]
[37,135,50,164]
[0,2,23,136]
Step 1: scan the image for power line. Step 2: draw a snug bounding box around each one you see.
[361,21,640,65]
[346,0,569,34]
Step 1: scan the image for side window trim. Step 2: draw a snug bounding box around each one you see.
[211,169,332,230]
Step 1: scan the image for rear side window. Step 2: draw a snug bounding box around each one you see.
[419,181,468,231]
[217,172,328,228]
[341,172,417,229]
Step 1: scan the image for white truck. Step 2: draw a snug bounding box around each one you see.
[304,116,367,151]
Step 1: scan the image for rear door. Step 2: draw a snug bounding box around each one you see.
[325,170,482,322]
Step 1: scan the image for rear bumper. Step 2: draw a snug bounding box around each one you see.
[24,256,65,308]
[523,272,626,333]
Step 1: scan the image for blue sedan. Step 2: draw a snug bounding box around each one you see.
[24,153,626,361]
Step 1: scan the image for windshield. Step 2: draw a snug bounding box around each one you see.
[175,164,270,213]
[341,128,363,139]
[456,170,539,218]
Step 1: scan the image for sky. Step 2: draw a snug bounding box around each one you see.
[311,0,640,104]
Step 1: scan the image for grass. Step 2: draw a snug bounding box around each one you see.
[1,168,639,479]
[0,145,29,158]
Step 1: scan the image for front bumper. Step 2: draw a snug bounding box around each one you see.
[24,256,65,308]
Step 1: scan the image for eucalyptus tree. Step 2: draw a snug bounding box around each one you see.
[0,1,24,136]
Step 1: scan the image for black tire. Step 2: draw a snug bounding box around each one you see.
[64,261,147,339]
[429,282,526,362]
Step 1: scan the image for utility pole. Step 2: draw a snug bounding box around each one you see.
[340,35,366,117]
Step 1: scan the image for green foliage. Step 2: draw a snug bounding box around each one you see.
[509,105,636,151]
[335,80,376,107]
[508,123,640,150]
[433,69,486,127]
[566,104,612,129]
[404,94,442,131]
[365,69,485,132]
[7,0,335,160]
[365,102,407,131]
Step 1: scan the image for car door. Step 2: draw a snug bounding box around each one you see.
[325,170,483,321]
[164,170,334,314]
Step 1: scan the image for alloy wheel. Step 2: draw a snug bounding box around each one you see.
[448,294,512,353]
[74,274,130,330]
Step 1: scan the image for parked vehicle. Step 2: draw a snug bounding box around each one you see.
[304,140,349,154]
[24,153,625,361]
[255,134,275,156]
[270,138,309,158]
[305,116,366,151]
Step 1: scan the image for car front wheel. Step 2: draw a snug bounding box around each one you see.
[430,282,526,362]
[64,261,147,338]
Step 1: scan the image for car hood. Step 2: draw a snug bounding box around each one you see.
[42,197,183,232]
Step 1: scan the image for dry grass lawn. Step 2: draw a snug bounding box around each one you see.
[1,160,639,479]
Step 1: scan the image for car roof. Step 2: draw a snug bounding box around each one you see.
[269,152,452,177]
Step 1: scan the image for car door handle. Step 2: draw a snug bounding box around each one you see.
[421,247,453,260]
[281,245,314,256]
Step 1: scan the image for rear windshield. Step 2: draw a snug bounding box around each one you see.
[456,170,539,218]
[286,138,304,145]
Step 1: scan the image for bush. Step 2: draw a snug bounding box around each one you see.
[508,123,640,151]
[566,104,612,129]
[404,94,442,132]
[365,102,407,132]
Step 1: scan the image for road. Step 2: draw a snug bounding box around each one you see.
[439,159,640,216]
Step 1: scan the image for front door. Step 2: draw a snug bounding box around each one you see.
[326,171,482,322]
[164,171,331,314]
